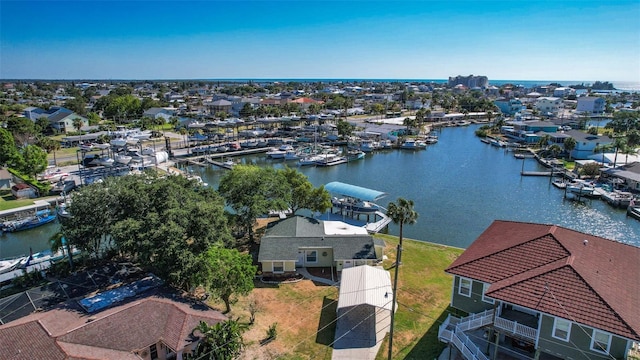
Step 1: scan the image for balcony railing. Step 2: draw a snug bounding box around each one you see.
[439,312,493,360]
[494,316,538,341]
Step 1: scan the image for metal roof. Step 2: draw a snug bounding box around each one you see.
[337,265,393,311]
[325,182,387,202]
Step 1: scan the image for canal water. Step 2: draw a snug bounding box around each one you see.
[3,124,639,258]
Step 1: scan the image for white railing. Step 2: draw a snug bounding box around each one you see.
[494,316,538,341]
[457,309,494,331]
[438,313,491,360]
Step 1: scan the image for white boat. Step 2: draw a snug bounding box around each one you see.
[266,145,294,159]
[400,139,427,150]
[115,154,132,164]
[314,154,348,167]
[110,137,129,147]
[331,197,381,213]
[0,257,26,274]
[96,157,115,167]
[93,143,111,150]
[283,150,301,161]
[40,169,69,183]
[360,140,377,153]
[79,142,94,151]
[298,155,322,166]
[489,138,507,147]
[552,178,567,189]
[379,139,394,149]
[347,149,365,161]
[567,180,598,197]
[425,135,439,144]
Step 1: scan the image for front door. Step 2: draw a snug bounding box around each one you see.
[296,250,305,267]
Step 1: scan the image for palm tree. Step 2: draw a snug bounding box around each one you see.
[385,197,418,360]
[188,320,245,360]
[594,143,612,165]
[563,137,577,160]
[49,231,74,270]
[387,197,418,249]
[612,137,628,168]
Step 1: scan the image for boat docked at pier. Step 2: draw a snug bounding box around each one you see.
[400,139,427,150]
[1,208,56,233]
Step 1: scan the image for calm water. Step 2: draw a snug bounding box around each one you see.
[3,125,639,258]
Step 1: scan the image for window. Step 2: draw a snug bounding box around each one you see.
[552,318,571,341]
[150,344,158,360]
[458,277,472,297]
[482,283,494,304]
[590,329,611,354]
[273,262,284,273]
[306,250,317,263]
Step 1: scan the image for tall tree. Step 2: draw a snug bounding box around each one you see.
[19,144,48,180]
[385,197,418,360]
[218,165,289,240]
[0,128,19,167]
[38,137,61,166]
[198,246,256,313]
[562,137,577,160]
[386,198,418,248]
[281,167,331,215]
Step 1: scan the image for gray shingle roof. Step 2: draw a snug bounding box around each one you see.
[259,216,378,261]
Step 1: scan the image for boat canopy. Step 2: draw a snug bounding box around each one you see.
[325,181,387,202]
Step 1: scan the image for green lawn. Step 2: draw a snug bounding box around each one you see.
[0,190,37,211]
[222,232,463,360]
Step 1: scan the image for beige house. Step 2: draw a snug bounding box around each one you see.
[258,216,385,275]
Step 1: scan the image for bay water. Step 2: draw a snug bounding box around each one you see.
[3,124,639,259]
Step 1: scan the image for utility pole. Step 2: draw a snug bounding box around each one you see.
[388,244,402,360]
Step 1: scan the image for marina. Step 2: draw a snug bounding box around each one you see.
[2,124,640,260]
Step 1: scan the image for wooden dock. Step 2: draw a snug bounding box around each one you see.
[204,157,234,170]
[521,171,554,176]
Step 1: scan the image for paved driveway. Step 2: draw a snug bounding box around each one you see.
[332,304,390,360]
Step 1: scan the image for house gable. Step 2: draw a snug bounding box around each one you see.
[446,220,640,342]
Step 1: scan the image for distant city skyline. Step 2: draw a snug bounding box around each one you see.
[1,1,639,83]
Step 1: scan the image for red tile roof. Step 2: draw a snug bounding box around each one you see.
[0,294,226,359]
[446,220,640,341]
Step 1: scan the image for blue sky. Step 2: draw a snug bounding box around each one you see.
[1,0,639,82]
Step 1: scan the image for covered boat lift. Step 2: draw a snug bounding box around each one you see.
[324,182,391,233]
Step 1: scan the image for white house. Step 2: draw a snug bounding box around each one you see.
[143,107,176,122]
[535,97,563,115]
[577,96,606,114]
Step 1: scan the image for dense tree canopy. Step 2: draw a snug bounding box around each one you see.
[0,128,19,167]
[186,320,246,360]
[19,144,48,180]
[280,167,331,215]
[62,173,233,290]
[198,246,256,313]
[218,165,289,239]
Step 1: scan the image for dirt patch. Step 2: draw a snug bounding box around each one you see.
[224,279,338,360]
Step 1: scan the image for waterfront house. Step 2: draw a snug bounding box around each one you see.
[577,97,606,114]
[0,290,227,360]
[439,220,639,360]
[502,120,558,144]
[535,97,563,116]
[602,162,640,192]
[494,98,524,116]
[23,106,89,133]
[563,130,612,160]
[258,216,384,276]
